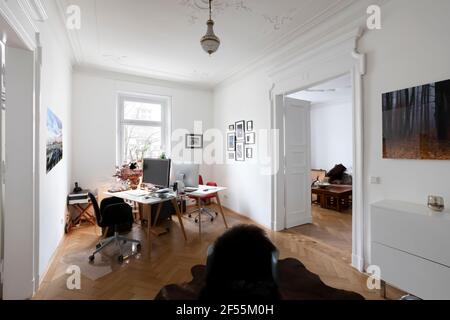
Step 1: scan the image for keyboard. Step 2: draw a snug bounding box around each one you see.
[155,188,171,194]
[185,187,198,192]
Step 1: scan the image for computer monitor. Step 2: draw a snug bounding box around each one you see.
[171,163,199,188]
[142,158,171,188]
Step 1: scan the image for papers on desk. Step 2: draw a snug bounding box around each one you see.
[124,190,149,197]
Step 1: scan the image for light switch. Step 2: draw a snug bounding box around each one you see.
[370,176,381,184]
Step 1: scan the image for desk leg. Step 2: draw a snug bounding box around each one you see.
[153,202,163,227]
[172,198,187,241]
[215,194,228,229]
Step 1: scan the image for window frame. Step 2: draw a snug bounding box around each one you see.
[117,93,170,165]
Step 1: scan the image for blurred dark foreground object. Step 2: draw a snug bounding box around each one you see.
[155,258,364,300]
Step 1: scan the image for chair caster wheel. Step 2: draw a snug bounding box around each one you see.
[96,243,102,249]
[118,255,124,263]
[123,240,127,244]
[136,244,142,251]
[195,219,198,223]
[215,212,218,216]
[89,255,95,262]
[188,214,192,218]
[210,218,214,222]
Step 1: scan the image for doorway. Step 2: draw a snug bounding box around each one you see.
[286,74,353,262]
[270,37,366,271]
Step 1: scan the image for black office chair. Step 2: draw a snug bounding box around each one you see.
[88,193,141,263]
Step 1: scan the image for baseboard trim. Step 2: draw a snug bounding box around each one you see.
[37,234,65,288]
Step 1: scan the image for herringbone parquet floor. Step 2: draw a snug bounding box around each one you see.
[34,205,402,300]
[287,205,353,264]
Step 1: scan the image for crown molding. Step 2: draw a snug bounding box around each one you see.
[20,0,47,22]
[73,64,213,92]
[212,0,358,85]
[0,0,38,49]
[55,0,82,65]
[55,0,206,83]
[215,0,391,89]
[55,0,392,89]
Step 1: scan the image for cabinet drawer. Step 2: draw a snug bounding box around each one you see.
[372,242,450,300]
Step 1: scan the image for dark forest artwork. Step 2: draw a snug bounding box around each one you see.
[382,79,450,160]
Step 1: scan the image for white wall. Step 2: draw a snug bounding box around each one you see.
[37,1,73,279]
[360,0,450,264]
[310,100,352,171]
[71,68,214,191]
[212,71,273,228]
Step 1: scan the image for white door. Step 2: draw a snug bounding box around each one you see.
[284,97,312,228]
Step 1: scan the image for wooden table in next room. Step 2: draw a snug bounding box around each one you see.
[312,185,352,212]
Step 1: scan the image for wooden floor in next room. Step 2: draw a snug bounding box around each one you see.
[288,205,353,265]
[34,205,403,300]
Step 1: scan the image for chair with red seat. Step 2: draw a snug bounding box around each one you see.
[188,175,218,223]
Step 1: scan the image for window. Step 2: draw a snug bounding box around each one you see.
[118,95,169,164]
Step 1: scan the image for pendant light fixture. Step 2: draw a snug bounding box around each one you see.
[200,0,221,55]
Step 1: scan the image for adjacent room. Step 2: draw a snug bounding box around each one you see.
[1,0,450,302]
[287,74,354,262]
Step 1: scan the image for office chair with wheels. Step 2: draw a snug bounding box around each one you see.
[188,176,218,223]
[88,193,141,263]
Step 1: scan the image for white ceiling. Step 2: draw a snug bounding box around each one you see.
[57,0,355,87]
[288,73,351,105]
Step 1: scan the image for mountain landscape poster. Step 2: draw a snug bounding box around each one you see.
[382,79,450,160]
[47,108,63,173]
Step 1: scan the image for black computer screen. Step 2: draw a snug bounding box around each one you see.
[142,158,171,188]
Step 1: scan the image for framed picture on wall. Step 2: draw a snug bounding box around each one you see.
[47,108,63,173]
[227,132,236,151]
[228,152,235,160]
[229,124,235,131]
[246,148,253,159]
[246,121,254,131]
[185,134,203,149]
[245,132,256,145]
[235,120,245,141]
[235,142,245,161]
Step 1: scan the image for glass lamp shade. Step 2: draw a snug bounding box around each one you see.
[200,19,220,55]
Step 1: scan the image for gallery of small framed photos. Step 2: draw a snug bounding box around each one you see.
[227,120,255,162]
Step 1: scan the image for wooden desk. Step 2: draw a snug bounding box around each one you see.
[311,185,352,212]
[184,185,229,236]
[104,190,187,241]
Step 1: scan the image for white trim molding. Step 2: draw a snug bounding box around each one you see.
[351,33,366,273]
[0,0,47,50]
[269,26,366,272]
[20,0,48,22]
